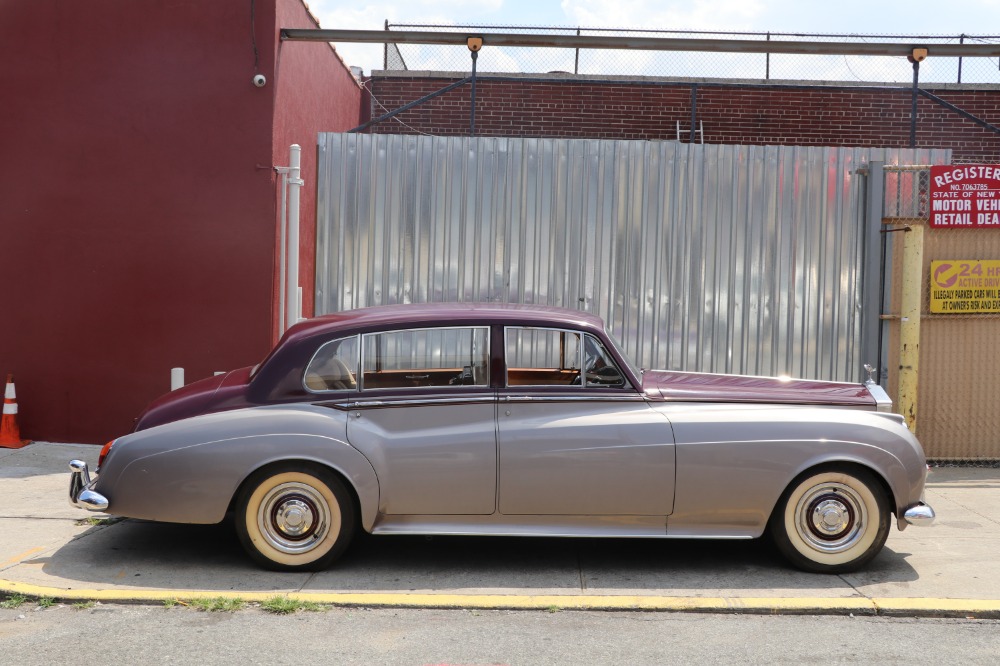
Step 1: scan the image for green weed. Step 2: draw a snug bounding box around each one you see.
[190,596,245,612]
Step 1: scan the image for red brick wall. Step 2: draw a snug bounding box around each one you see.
[0,1,363,443]
[368,76,1000,162]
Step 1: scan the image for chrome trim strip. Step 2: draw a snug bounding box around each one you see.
[346,395,497,409]
[371,512,669,537]
[500,394,646,403]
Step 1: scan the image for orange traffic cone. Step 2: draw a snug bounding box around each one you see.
[0,374,29,449]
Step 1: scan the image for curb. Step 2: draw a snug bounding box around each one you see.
[3,579,1000,618]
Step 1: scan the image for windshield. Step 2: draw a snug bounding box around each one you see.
[604,327,642,381]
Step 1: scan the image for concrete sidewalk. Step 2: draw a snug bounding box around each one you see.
[2,442,999,617]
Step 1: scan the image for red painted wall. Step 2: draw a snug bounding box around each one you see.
[368,75,1000,162]
[0,1,361,443]
[271,0,363,329]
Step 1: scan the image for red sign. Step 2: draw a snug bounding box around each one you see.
[929,165,1000,228]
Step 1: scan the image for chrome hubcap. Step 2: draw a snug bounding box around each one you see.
[811,497,852,538]
[794,482,867,554]
[258,482,331,555]
[273,497,315,538]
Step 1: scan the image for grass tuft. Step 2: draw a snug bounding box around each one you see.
[190,597,245,612]
[0,594,28,609]
[261,595,326,614]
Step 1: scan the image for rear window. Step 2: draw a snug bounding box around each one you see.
[303,335,359,392]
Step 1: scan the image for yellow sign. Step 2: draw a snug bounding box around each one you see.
[929,260,1000,313]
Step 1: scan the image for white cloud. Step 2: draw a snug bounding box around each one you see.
[560,0,766,32]
[306,0,1000,76]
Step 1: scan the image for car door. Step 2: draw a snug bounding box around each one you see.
[344,325,497,516]
[496,326,675,517]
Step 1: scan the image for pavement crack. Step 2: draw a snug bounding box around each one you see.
[297,571,319,594]
[937,491,1000,527]
[837,573,878,613]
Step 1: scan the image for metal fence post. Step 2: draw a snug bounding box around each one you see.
[910,59,920,148]
[470,49,478,136]
[766,32,770,79]
[958,34,965,83]
[574,28,581,75]
[860,161,885,383]
[898,223,924,432]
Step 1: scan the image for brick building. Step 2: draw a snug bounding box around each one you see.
[2,0,361,442]
[366,73,1000,162]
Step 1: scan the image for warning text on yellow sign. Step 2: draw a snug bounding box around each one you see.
[930,260,1000,314]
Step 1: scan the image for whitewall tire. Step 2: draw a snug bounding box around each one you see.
[770,465,891,574]
[235,463,356,571]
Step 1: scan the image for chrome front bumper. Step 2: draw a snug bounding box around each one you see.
[69,460,109,512]
[902,501,935,526]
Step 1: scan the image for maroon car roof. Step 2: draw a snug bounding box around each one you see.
[283,302,607,343]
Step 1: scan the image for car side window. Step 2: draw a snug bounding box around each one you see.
[361,327,490,390]
[505,327,582,386]
[304,335,359,392]
[505,328,626,388]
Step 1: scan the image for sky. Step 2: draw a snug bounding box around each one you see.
[307,0,1000,76]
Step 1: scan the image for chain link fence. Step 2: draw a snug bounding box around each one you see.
[881,167,1000,466]
[382,24,1000,85]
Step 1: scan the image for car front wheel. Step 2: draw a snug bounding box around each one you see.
[235,463,356,572]
[770,465,891,574]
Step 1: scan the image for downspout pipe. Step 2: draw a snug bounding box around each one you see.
[286,144,303,331]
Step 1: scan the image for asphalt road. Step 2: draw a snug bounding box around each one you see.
[2,603,999,665]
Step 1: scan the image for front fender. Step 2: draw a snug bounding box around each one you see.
[654,403,927,538]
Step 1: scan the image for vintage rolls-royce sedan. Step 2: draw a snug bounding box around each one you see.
[70,303,934,573]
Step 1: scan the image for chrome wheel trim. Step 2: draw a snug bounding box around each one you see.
[257,482,332,555]
[793,482,868,554]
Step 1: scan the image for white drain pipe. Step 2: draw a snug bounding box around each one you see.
[274,144,304,333]
[285,144,303,331]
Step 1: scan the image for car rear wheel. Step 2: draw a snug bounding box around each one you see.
[770,465,891,574]
[235,463,355,572]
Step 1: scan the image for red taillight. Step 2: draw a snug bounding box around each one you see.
[98,439,116,469]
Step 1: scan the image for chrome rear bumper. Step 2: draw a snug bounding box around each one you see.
[69,460,109,512]
[903,501,935,526]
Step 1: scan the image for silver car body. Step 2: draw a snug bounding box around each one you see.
[70,304,931,549]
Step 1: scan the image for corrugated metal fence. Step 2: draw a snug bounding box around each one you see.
[316,133,948,381]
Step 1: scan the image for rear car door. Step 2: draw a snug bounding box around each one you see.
[344,326,497,515]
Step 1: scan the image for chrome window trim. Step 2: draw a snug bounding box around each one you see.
[359,325,491,393]
[503,325,584,388]
[503,326,628,390]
